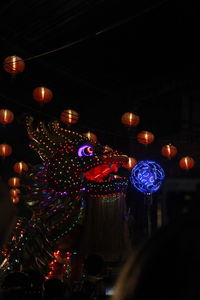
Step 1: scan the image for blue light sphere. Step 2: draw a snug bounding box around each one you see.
[130,160,165,194]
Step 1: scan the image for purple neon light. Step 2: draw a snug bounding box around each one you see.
[78,145,93,157]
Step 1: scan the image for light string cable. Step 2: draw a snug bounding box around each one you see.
[3,0,169,65]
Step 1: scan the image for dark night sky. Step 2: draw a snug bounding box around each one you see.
[0,0,200,179]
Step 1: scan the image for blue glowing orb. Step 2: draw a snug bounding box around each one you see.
[130,160,165,194]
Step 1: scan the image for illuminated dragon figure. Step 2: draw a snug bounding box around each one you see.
[0,117,129,278]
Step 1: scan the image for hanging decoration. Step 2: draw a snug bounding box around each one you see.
[83,131,97,143]
[8,177,20,188]
[60,109,79,125]
[179,156,195,170]
[9,188,21,198]
[13,161,29,174]
[0,116,129,280]
[123,157,137,170]
[3,55,25,74]
[0,144,12,158]
[137,130,154,145]
[130,160,165,237]
[130,160,165,194]
[33,86,53,104]
[11,196,20,204]
[161,144,177,159]
[121,112,140,127]
[0,109,14,125]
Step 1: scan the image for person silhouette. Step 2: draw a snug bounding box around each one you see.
[112,206,200,300]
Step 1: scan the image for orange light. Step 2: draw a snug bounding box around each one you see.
[12,196,20,204]
[0,109,14,125]
[13,161,29,174]
[3,55,25,74]
[179,156,195,170]
[83,131,97,143]
[0,144,12,157]
[9,188,21,198]
[123,157,137,170]
[161,144,177,159]
[121,112,140,127]
[60,109,79,125]
[137,131,154,145]
[33,86,53,103]
[8,177,20,188]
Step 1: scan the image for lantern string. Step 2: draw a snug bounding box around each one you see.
[2,0,168,65]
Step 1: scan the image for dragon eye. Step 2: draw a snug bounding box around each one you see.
[78,145,94,157]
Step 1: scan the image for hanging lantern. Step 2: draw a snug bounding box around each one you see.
[9,188,21,198]
[161,144,177,159]
[12,196,20,204]
[8,177,20,188]
[123,157,137,170]
[83,131,97,143]
[137,130,154,145]
[0,144,12,158]
[3,55,25,74]
[0,109,14,125]
[121,112,140,127]
[33,87,53,103]
[60,109,79,125]
[179,156,195,170]
[13,161,29,174]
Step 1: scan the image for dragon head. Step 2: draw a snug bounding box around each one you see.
[25,117,129,206]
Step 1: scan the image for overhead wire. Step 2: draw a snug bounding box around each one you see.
[3,0,169,65]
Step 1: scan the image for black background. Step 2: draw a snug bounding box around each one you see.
[0,0,200,221]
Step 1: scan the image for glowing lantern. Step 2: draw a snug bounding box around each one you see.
[131,160,165,194]
[0,109,14,125]
[60,109,79,125]
[3,55,25,74]
[0,144,12,158]
[33,87,53,103]
[83,132,97,143]
[123,157,137,170]
[161,144,177,159]
[121,112,140,127]
[13,161,29,174]
[9,188,21,198]
[137,131,154,145]
[12,196,20,204]
[179,156,195,170]
[8,177,20,188]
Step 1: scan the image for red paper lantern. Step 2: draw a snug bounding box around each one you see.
[0,109,14,125]
[121,112,140,127]
[12,196,20,204]
[60,109,79,125]
[13,161,29,174]
[161,144,177,159]
[8,177,20,188]
[9,188,21,198]
[83,132,97,143]
[179,156,195,170]
[0,144,12,157]
[123,157,137,170]
[137,131,154,145]
[33,87,53,103]
[3,55,25,74]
